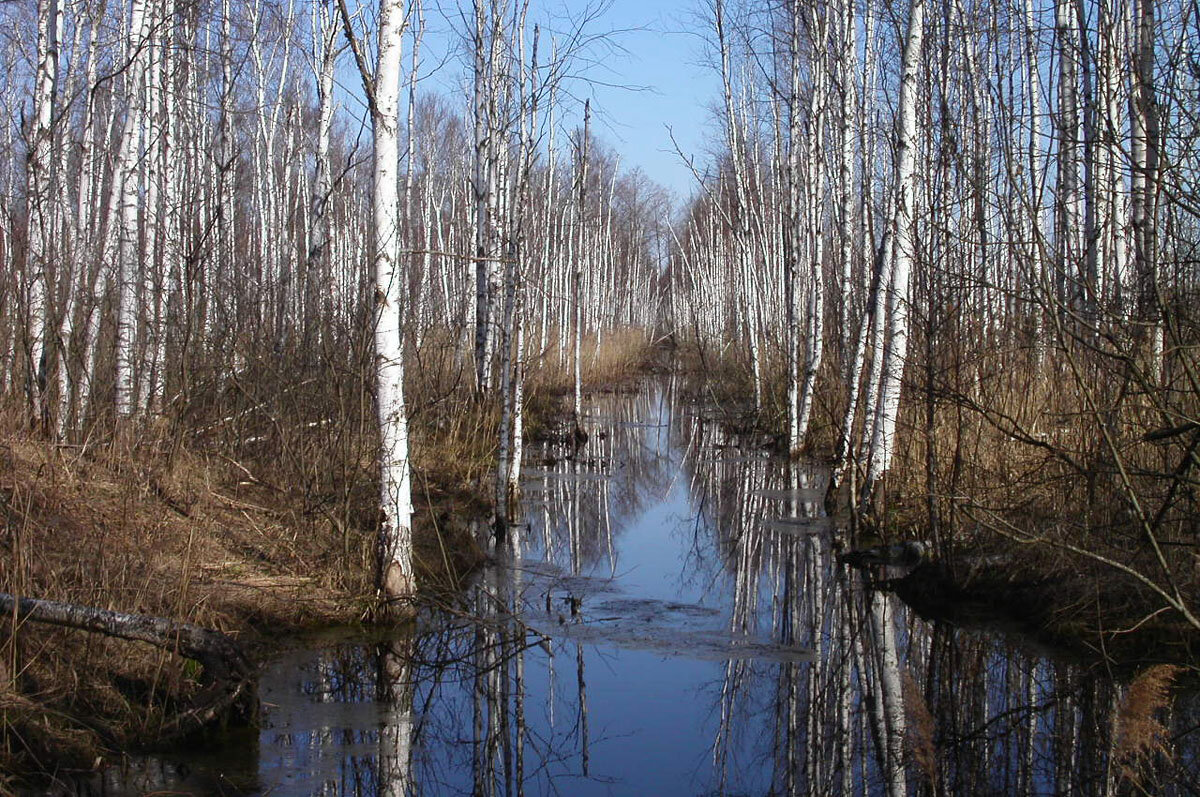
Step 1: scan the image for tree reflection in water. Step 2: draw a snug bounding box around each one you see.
[246,383,1199,796]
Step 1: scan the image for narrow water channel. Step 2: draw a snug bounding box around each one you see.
[86,381,1200,795]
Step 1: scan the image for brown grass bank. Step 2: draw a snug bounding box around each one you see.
[675,321,1200,668]
[0,325,662,786]
[0,416,362,785]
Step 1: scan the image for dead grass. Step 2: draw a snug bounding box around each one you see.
[0,415,359,773]
[525,327,660,396]
[1112,664,1182,787]
[902,668,939,790]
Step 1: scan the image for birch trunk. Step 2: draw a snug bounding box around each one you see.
[114,0,155,418]
[784,0,802,453]
[869,590,907,797]
[472,0,498,392]
[573,101,591,425]
[795,9,829,449]
[864,0,925,497]
[372,0,415,603]
[1055,0,1082,314]
[25,0,61,423]
[496,19,538,534]
[306,0,338,352]
[1132,0,1161,373]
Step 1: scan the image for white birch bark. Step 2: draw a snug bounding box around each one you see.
[379,642,415,796]
[1078,0,1100,318]
[114,0,155,418]
[795,8,829,448]
[403,1,423,338]
[215,0,235,351]
[784,0,802,453]
[1132,0,1161,372]
[573,100,590,424]
[472,0,497,392]
[715,0,762,409]
[25,0,61,421]
[57,2,106,436]
[496,18,538,533]
[1022,0,1048,343]
[140,9,171,413]
[1055,0,1082,312]
[159,3,183,414]
[869,590,907,797]
[837,0,857,353]
[307,0,338,350]
[372,0,415,602]
[864,0,925,496]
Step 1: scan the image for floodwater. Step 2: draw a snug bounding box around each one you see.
[83,381,1200,795]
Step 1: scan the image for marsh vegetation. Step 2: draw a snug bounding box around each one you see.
[1,0,1199,790]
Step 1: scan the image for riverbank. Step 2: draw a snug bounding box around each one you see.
[884,545,1200,673]
[81,377,1197,795]
[0,331,662,786]
[0,422,363,782]
[672,342,1200,677]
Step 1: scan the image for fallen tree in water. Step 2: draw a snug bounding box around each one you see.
[0,592,256,736]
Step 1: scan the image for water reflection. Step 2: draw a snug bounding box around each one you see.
[92,382,1200,795]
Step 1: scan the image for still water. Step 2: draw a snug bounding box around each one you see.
[91,382,1200,795]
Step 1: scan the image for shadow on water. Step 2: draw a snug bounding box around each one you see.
[77,378,1200,795]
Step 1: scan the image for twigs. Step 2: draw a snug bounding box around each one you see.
[961,504,1200,632]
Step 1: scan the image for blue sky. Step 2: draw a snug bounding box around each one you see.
[574,0,721,203]
[411,0,721,205]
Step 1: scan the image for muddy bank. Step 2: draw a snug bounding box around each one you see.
[0,421,485,787]
[878,545,1200,674]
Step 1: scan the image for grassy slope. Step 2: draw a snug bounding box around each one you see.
[0,422,364,777]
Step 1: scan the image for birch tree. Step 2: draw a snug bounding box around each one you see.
[114,0,155,418]
[24,0,61,426]
[861,0,925,498]
[340,0,415,603]
[373,0,415,603]
[1132,0,1162,373]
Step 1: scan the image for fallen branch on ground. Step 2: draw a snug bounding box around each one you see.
[0,592,257,736]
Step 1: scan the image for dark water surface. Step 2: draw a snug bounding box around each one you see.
[83,382,1200,795]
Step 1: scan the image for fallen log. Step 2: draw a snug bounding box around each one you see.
[838,540,930,569]
[0,592,256,735]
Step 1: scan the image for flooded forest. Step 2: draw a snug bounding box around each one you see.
[0,0,1199,793]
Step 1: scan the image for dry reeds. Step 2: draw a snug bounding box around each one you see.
[526,327,659,395]
[902,668,939,789]
[1111,663,1182,787]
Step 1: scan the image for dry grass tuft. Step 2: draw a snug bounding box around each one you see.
[1112,663,1182,786]
[902,668,939,789]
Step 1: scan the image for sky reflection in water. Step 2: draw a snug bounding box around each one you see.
[97,382,1200,796]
